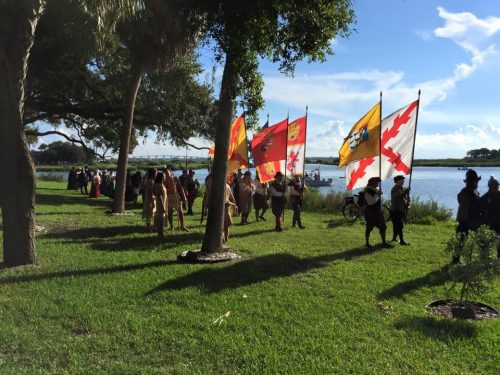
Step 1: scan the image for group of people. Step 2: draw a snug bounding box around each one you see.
[67,166,114,198]
[142,166,200,238]
[454,170,500,262]
[202,170,307,243]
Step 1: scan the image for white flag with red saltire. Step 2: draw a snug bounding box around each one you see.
[345,100,419,190]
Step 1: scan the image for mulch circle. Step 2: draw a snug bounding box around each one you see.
[426,299,499,320]
[178,248,241,263]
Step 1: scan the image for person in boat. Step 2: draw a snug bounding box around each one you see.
[163,166,189,231]
[253,172,269,221]
[238,171,255,224]
[480,176,500,257]
[454,169,482,263]
[270,171,287,232]
[288,174,306,229]
[142,168,156,232]
[223,177,238,243]
[390,175,411,245]
[153,172,167,239]
[364,177,388,248]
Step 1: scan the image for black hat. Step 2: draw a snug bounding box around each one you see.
[368,177,381,185]
[464,169,481,182]
[189,169,195,175]
[275,171,283,178]
[393,175,405,183]
[244,171,251,176]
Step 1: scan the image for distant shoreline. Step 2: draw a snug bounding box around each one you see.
[305,158,500,168]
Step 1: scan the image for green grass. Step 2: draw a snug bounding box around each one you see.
[0,181,499,374]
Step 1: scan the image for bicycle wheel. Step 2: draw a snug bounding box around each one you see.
[382,205,391,222]
[342,202,359,222]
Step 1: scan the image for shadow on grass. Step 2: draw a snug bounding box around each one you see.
[46,225,145,240]
[147,244,384,295]
[394,316,477,341]
[378,265,450,300]
[325,217,360,229]
[36,191,113,209]
[90,231,205,252]
[0,259,177,285]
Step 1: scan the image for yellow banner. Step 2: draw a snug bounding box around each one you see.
[338,102,381,168]
[227,116,249,173]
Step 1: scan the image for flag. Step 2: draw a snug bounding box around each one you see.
[227,115,249,172]
[345,100,419,190]
[285,116,307,176]
[338,102,381,168]
[251,119,288,182]
[208,115,249,171]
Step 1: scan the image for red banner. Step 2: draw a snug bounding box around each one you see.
[251,119,288,167]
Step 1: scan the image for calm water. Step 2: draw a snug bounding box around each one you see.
[37,164,500,214]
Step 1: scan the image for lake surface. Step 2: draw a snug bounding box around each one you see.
[37,164,500,214]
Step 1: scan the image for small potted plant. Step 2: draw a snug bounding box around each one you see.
[427,225,500,320]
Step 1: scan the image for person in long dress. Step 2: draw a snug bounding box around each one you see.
[89,170,101,198]
[163,167,189,231]
[153,172,168,238]
[67,167,78,190]
[238,171,254,224]
[142,168,156,232]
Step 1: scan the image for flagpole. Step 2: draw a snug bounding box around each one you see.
[379,91,382,182]
[408,90,421,190]
[242,111,249,171]
[303,106,308,179]
[283,111,289,223]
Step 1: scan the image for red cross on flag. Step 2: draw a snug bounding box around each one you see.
[345,100,419,190]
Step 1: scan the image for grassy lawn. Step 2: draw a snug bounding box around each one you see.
[0,181,499,374]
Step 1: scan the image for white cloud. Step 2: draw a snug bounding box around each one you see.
[307,120,347,155]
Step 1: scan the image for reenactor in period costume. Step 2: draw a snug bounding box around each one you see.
[390,175,411,245]
[201,172,212,223]
[253,173,269,221]
[142,168,156,232]
[454,169,482,263]
[184,170,200,216]
[238,171,255,224]
[153,172,167,238]
[163,167,189,231]
[288,175,306,229]
[223,180,238,243]
[363,177,388,248]
[270,172,287,232]
[480,176,500,257]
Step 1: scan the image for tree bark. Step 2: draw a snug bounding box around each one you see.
[112,65,144,213]
[201,53,238,253]
[0,0,45,267]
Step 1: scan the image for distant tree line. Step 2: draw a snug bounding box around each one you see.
[466,148,500,160]
[32,141,95,165]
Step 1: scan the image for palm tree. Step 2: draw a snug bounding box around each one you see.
[112,0,203,214]
[0,0,141,267]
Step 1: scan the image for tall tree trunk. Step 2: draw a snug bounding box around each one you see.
[201,53,238,253]
[112,65,144,213]
[0,1,45,267]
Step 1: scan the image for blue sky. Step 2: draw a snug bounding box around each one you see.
[38,1,500,159]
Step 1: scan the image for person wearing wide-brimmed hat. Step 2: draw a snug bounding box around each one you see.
[454,169,482,263]
[269,171,288,232]
[363,176,388,248]
[480,176,500,257]
[390,175,411,245]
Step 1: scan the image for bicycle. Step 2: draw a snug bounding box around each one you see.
[342,193,391,223]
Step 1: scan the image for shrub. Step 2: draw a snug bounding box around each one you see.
[404,197,453,224]
[445,225,500,301]
[37,172,64,182]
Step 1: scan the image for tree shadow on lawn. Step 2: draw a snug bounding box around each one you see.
[147,244,384,295]
[46,225,146,240]
[36,192,113,209]
[0,259,178,285]
[90,231,206,252]
[394,316,477,341]
[378,265,450,300]
[325,217,360,229]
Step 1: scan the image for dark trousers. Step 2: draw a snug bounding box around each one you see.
[292,197,303,226]
[390,210,405,242]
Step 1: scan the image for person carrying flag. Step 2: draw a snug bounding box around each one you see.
[288,175,306,229]
[269,172,287,232]
[364,177,389,248]
[390,175,411,245]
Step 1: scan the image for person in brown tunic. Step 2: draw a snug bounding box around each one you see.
[153,172,168,238]
[238,171,254,224]
[363,177,388,248]
[390,175,410,245]
[163,167,189,232]
[142,168,157,232]
[223,180,238,243]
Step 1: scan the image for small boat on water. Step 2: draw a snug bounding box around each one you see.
[304,168,332,187]
[458,166,469,171]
